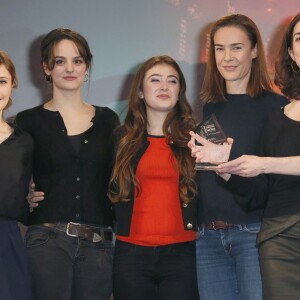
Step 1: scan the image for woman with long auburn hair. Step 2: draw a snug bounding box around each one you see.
[108,55,199,300]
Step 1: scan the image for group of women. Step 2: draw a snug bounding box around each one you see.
[0,11,300,300]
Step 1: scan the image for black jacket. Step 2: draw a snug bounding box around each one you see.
[114,136,198,236]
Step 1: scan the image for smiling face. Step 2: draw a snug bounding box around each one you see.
[0,64,13,113]
[140,63,180,116]
[44,39,88,92]
[213,26,257,93]
[288,20,300,68]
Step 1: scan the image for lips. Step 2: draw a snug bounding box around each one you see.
[157,94,170,99]
[223,66,237,71]
[63,76,77,81]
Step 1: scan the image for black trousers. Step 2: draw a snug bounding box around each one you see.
[113,239,200,300]
[260,221,300,300]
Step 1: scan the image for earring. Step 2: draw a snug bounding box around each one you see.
[291,60,300,73]
[84,73,89,82]
[44,74,52,83]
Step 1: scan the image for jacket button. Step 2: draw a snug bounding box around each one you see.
[187,223,193,229]
[182,203,188,208]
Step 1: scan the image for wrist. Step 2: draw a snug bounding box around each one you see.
[224,144,232,162]
[262,157,272,174]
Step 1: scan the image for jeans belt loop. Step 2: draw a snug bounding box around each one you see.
[212,221,217,230]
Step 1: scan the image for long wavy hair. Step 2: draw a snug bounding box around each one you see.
[201,14,272,102]
[274,13,300,100]
[108,55,197,203]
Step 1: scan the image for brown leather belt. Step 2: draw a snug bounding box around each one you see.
[203,221,235,230]
[41,222,113,243]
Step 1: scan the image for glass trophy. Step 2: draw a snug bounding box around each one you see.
[195,114,227,171]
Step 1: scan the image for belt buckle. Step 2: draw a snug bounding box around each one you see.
[66,222,81,237]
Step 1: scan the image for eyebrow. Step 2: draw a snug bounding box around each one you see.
[54,55,83,59]
[214,42,244,47]
[0,76,9,79]
[147,74,179,80]
[293,32,300,37]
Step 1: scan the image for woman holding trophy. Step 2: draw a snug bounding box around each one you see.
[189,14,288,300]
[201,12,300,299]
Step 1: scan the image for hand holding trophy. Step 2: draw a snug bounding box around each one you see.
[189,114,233,171]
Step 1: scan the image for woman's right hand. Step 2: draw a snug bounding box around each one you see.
[27,182,45,212]
[188,131,233,164]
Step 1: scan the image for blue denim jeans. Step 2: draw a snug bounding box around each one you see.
[113,240,200,300]
[0,221,33,300]
[196,223,262,300]
[25,224,113,300]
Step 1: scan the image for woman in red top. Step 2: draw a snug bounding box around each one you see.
[108,55,199,300]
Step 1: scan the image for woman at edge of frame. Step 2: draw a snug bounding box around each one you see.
[0,50,33,300]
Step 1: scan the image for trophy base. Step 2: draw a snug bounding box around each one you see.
[195,162,222,171]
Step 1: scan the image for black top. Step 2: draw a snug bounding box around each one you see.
[197,92,289,224]
[229,109,300,217]
[113,135,198,236]
[68,131,85,155]
[16,105,119,227]
[0,124,33,223]
[262,109,300,217]
[228,109,300,243]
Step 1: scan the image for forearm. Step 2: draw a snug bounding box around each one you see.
[263,156,300,175]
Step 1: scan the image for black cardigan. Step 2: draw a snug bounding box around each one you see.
[16,105,119,227]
